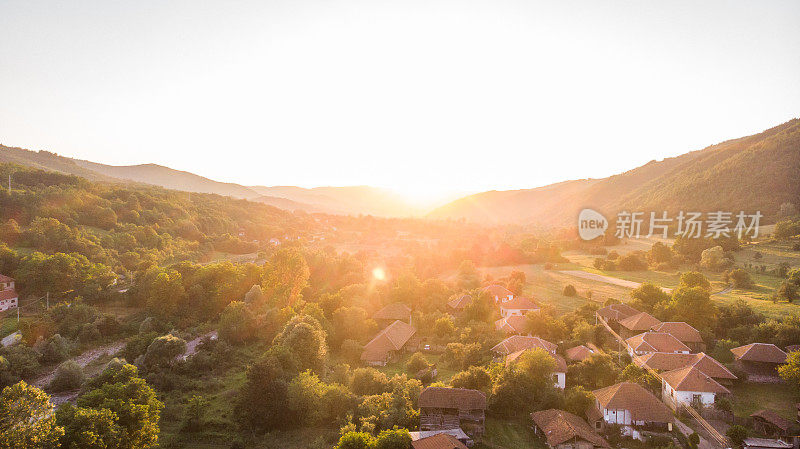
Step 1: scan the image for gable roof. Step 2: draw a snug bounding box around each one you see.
[411,433,468,449]
[530,409,610,448]
[596,303,640,321]
[566,345,594,362]
[500,296,539,311]
[661,366,730,394]
[731,343,787,364]
[750,410,793,432]
[0,274,13,283]
[494,315,529,334]
[372,303,412,321]
[361,320,416,361]
[491,335,556,355]
[447,294,472,310]
[506,349,567,373]
[651,322,703,344]
[626,332,690,354]
[0,289,18,301]
[482,284,513,299]
[635,352,736,380]
[592,382,673,423]
[419,387,486,410]
[618,312,662,332]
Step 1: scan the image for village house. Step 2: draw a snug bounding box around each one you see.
[625,332,690,357]
[505,349,567,389]
[591,382,674,440]
[651,322,706,352]
[419,387,487,438]
[730,343,788,378]
[660,365,730,411]
[530,409,610,449]
[360,320,416,366]
[618,312,662,339]
[566,345,594,363]
[634,352,737,385]
[750,410,795,441]
[595,303,640,325]
[372,303,412,324]
[411,432,469,449]
[499,296,539,318]
[447,294,472,314]
[0,274,18,312]
[494,315,529,335]
[491,335,557,357]
[409,428,471,448]
[482,284,514,303]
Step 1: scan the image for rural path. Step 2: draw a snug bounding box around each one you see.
[32,340,125,389]
[673,418,719,449]
[181,330,217,360]
[558,270,673,293]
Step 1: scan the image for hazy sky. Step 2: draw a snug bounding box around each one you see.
[1,1,798,201]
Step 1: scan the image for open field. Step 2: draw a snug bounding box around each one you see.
[729,382,800,421]
[475,418,546,449]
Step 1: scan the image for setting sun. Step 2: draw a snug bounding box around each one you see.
[372,267,387,281]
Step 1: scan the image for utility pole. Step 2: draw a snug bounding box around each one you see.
[7,174,10,194]
[46,292,49,309]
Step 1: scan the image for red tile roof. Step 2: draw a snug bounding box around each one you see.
[500,296,539,311]
[530,409,610,448]
[0,274,13,283]
[651,322,703,344]
[626,332,690,354]
[447,294,472,310]
[635,352,736,380]
[482,284,513,299]
[372,303,412,320]
[491,335,556,355]
[361,320,416,362]
[0,289,18,301]
[494,315,529,334]
[730,343,787,364]
[618,312,662,332]
[566,345,594,362]
[593,382,673,423]
[411,433,468,449]
[661,366,730,394]
[596,303,640,321]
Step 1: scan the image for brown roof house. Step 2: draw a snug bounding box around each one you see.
[491,335,557,357]
[731,343,788,378]
[591,382,674,440]
[447,294,473,314]
[372,303,412,324]
[482,284,514,303]
[419,387,486,438]
[660,366,730,411]
[595,303,639,324]
[499,296,540,318]
[411,433,468,449]
[635,352,737,385]
[0,274,18,312]
[360,320,416,366]
[618,312,662,339]
[566,345,595,363]
[651,322,705,352]
[506,349,568,389]
[409,429,471,448]
[531,409,610,449]
[625,332,690,357]
[750,410,795,440]
[494,315,529,335]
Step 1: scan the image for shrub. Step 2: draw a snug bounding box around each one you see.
[49,360,85,392]
[563,285,577,297]
[406,352,430,375]
[40,334,71,364]
[141,334,187,370]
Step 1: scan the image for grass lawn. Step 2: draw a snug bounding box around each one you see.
[474,417,545,449]
[729,382,800,421]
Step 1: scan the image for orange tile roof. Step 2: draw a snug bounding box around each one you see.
[593,382,673,423]
[661,366,730,394]
[596,303,640,321]
[447,294,472,310]
[566,345,594,362]
[500,296,539,311]
[530,409,610,448]
[506,349,567,372]
[730,343,787,364]
[491,335,556,355]
[372,303,412,320]
[626,332,690,354]
[618,312,662,332]
[750,410,793,432]
[482,284,513,298]
[651,322,703,344]
[0,289,18,301]
[361,320,416,361]
[0,274,13,283]
[635,352,736,380]
[411,433,468,449]
[419,387,486,410]
[494,315,529,334]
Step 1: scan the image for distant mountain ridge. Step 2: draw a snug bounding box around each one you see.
[430,119,800,226]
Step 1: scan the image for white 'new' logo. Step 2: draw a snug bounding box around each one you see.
[578,209,608,240]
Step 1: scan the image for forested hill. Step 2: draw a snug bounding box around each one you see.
[430,118,800,226]
[0,163,318,297]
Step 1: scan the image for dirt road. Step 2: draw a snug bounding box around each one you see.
[559,270,673,293]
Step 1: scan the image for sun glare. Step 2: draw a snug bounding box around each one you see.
[372,267,386,281]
